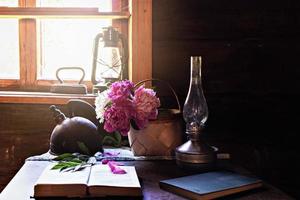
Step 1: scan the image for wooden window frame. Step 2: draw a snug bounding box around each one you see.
[0,0,152,89]
[0,0,152,104]
[129,0,152,84]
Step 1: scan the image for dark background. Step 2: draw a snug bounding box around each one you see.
[152,0,299,198]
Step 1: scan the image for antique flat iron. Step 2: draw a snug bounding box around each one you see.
[50,67,87,94]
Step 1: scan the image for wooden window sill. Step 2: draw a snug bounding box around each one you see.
[0,7,130,19]
[0,91,95,105]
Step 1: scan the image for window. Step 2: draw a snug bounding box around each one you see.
[0,0,152,94]
[36,0,112,81]
[0,0,129,91]
[0,18,19,79]
[0,0,19,80]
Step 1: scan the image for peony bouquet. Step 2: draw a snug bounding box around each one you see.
[95,80,160,136]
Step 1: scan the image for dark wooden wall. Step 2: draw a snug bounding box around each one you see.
[0,104,61,190]
[152,0,299,198]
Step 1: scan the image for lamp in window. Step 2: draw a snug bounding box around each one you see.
[91,26,128,92]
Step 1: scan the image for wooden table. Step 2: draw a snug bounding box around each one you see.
[0,160,294,200]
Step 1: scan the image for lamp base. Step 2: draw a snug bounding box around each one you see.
[175,140,218,171]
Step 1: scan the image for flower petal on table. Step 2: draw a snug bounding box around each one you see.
[107,161,126,174]
[103,151,120,157]
[101,159,109,164]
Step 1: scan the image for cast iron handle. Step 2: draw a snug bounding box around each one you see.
[56,67,85,84]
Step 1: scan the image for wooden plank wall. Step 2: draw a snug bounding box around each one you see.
[0,104,65,190]
[152,0,300,198]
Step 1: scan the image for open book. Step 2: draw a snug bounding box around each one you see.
[34,163,142,198]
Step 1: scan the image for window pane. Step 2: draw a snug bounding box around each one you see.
[38,19,111,80]
[37,0,112,81]
[0,19,20,79]
[0,0,18,7]
[37,0,112,12]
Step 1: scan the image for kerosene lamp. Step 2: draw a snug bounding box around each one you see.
[176,56,217,170]
[91,26,127,92]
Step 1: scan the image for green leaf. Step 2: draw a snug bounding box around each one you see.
[73,163,92,172]
[77,141,91,155]
[51,161,82,170]
[51,152,94,172]
[102,135,118,146]
[77,154,90,162]
[102,132,122,147]
[51,163,67,170]
[51,161,78,169]
[60,166,73,172]
[121,138,129,146]
[70,158,83,163]
[52,153,76,161]
[114,132,122,145]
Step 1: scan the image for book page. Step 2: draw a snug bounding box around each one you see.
[88,164,141,188]
[35,163,91,185]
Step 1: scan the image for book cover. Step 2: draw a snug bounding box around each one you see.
[159,171,263,200]
[34,163,142,198]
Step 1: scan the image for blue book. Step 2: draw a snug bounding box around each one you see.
[159,171,263,200]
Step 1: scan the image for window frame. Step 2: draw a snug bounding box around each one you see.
[0,0,152,94]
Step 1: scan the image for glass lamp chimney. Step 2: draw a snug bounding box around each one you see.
[176,56,217,170]
[183,56,208,136]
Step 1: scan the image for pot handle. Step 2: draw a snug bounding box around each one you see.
[56,67,85,84]
[134,78,181,112]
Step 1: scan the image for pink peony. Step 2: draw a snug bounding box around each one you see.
[103,102,133,136]
[107,80,134,103]
[96,80,160,136]
[133,85,160,129]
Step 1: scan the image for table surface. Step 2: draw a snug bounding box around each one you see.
[0,160,294,200]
